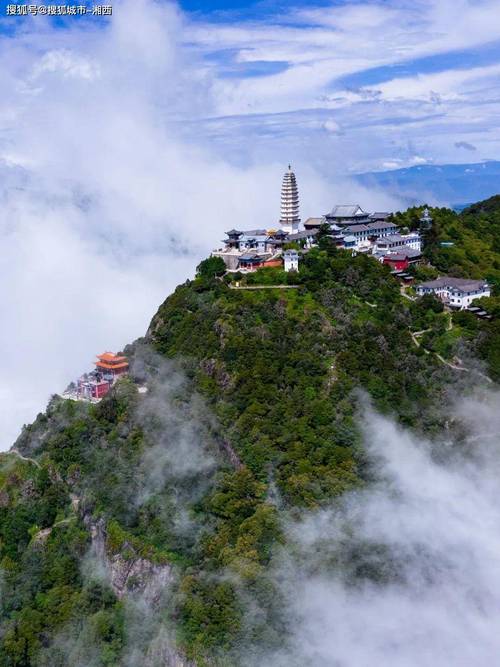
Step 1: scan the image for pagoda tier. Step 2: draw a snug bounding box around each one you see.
[279,165,300,232]
[95,352,129,375]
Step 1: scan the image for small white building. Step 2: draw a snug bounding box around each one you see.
[420,207,433,228]
[416,277,490,309]
[283,249,299,272]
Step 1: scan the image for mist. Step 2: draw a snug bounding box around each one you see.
[0,0,405,450]
[253,391,500,667]
[33,350,221,666]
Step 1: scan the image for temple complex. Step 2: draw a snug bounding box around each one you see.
[213,165,312,271]
[211,165,423,273]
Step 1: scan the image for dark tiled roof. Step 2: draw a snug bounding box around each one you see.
[326,205,367,218]
[288,229,319,240]
[366,221,397,230]
[304,217,324,227]
[403,248,422,258]
[239,229,267,236]
[378,234,404,243]
[343,224,370,234]
[418,277,488,292]
[384,253,408,262]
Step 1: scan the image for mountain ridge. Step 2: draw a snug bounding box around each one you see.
[1,196,499,665]
[356,160,500,207]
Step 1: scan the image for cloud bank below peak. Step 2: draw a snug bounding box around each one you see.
[255,392,500,667]
[1,0,405,449]
[2,0,500,448]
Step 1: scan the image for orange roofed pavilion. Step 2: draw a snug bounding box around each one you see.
[95,352,129,376]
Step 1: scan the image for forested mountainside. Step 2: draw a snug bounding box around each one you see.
[1,199,499,666]
[392,194,500,291]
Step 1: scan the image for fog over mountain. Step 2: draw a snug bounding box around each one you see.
[256,392,500,667]
[0,0,407,451]
[2,0,500,664]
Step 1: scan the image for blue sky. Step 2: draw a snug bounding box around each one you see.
[1,0,500,172]
[1,0,500,446]
[178,0,500,173]
[178,0,335,20]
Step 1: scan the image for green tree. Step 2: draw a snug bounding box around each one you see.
[196,256,226,279]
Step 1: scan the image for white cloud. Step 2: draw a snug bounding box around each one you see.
[3,0,500,447]
[1,0,406,449]
[259,392,500,667]
[183,0,500,170]
[0,5,277,447]
[187,0,500,115]
[31,49,100,80]
[322,119,341,134]
[368,63,500,102]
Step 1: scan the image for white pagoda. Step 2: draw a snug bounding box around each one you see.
[420,207,433,228]
[280,165,300,234]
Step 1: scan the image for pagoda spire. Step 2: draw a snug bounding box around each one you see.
[280,164,300,234]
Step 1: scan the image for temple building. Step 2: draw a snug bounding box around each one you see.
[213,228,288,270]
[416,278,490,309]
[280,165,300,234]
[340,221,399,248]
[375,232,422,253]
[303,205,397,247]
[213,165,308,271]
[283,249,299,272]
[62,351,129,404]
[325,204,370,225]
[77,376,111,401]
[420,207,433,228]
[419,207,433,247]
[95,352,129,379]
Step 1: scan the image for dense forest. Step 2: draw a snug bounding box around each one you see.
[391,195,500,379]
[0,197,498,666]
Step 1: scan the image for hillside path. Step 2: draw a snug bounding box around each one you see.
[229,284,299,290]
[400,286,416,301]
[409,330,492,382]
[8,449,41,469]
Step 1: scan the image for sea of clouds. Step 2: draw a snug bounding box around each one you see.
[0,0,403,449]
[253,391,500,667]
[2,0,499,450]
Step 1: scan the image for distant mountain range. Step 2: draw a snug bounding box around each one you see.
[355,160,500,210]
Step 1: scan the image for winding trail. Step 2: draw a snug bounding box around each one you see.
[409,329,493,382]
[229,284,299,290]
[8,449,41,469]
[409,329,431,352]
[400,286,416,301]
[434,353,468,372]
[32,517,75,544]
